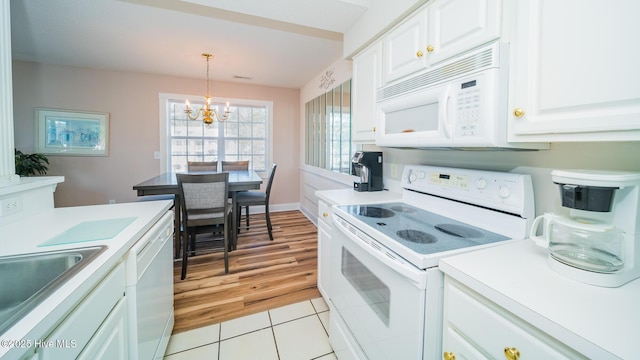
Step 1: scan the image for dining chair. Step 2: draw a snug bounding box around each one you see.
[177,172,230,280]
[188,161,218,172]
[235,163,277,240]
[221,160,249,171]
[221,160,250,226]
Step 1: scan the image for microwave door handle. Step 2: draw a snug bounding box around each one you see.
[438,84,454,139]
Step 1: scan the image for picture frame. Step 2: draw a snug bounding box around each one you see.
[35,108,109,156]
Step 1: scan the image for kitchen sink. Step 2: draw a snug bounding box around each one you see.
[0,246,107,335]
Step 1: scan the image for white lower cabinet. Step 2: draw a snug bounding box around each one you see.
[317,199,332,300]
[77,298,127,360]
[39,262,127,360]
[442,277,588,360]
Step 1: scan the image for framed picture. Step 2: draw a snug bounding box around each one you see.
[35,108,109,156]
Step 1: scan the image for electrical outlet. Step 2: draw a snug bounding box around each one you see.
[1,196,23,216]
[154,151,160,159]
[108,199,116,204]
[390,163,398,178]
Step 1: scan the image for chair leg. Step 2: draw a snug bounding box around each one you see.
[236,204,241,233]
[245,206,250,227]
[265,203,273,241]
[181,227,189,280]
[223,215,230,273]
[189,229,196,256]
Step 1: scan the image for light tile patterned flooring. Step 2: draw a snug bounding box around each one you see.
[164,297,336,360]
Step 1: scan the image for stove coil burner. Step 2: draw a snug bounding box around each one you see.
[390,206,416,214]
[435,224,483,239]
[396,230,437,244]
[357,206,396,218]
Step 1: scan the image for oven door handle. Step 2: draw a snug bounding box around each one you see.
[333,216,427,288]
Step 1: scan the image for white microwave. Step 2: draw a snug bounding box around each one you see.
[375,42,547,150]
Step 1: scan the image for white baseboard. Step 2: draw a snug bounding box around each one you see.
[241,202,300,215]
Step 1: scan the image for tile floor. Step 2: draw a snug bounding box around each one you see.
[164,297,336,360]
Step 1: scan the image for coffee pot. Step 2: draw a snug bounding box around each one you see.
[530,169,640,287]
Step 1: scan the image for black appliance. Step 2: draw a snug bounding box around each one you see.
[351,151,383,192]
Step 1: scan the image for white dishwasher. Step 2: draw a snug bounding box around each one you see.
[125,210,175,359]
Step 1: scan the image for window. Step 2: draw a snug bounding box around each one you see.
[305,80,353,174]
[161,95,272,174]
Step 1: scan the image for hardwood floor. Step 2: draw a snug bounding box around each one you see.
[172,210,321,334]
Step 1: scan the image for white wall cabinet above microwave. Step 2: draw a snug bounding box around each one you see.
[508,0,640,142]
[382,0,502,84]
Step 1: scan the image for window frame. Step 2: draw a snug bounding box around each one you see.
[159,93,274,177]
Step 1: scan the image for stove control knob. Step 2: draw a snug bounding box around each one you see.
[476,178,487,189]
[499,185,511,198]
[409,173,418,183]
[417,171,426,180]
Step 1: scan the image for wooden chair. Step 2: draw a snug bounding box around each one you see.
[221,160,249,171]
[235,163,277,240]
[187,161,218,172]
[177,172,230,280]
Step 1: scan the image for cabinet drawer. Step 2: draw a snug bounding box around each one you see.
[40,262,126,359]
[444,279,588,359]
[318,200,332,227]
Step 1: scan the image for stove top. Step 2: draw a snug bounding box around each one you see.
[336,202,509,257]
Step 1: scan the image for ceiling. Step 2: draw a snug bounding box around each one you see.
[10,0,370,89]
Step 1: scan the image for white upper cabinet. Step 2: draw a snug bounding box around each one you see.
[427,0,502,66]
[352,42,382,143]
[508,0,640,141]
[382,0,502,84]
[382,9,428,83]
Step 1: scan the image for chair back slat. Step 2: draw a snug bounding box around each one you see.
[221,160,249,171]
[188,161,218,172]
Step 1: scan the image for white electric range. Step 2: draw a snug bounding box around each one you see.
[328,165,535,360]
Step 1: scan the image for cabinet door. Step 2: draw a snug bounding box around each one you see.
[509,0,640,141]
[40,263,125,360]
[317,200,332,300]
[443,278,589,359]
[443,327,490,360]
[382,9,428,83]
[427,0,502,66]
[77,299,128,360]
[352,42,382,143]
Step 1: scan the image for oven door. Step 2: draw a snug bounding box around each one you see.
[330,214,430,360]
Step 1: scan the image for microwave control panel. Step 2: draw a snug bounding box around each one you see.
[454,78,482,137]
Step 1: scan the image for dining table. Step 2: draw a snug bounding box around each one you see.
[132,170,263,257]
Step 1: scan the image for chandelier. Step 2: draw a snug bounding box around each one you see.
[185,53,230,126]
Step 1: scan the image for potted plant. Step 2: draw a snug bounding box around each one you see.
[15,149,49,176]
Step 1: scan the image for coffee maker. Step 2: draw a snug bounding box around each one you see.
[530,169,640,287]
[351,151,383,192]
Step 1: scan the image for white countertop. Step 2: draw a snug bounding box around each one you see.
[315,188,402,206]
[0,200,172,358]
[439,240,639,359]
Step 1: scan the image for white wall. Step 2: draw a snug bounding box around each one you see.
[13,61,302,208]
[369,142,640,218]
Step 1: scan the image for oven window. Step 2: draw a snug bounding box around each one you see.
[341,248,390,326]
